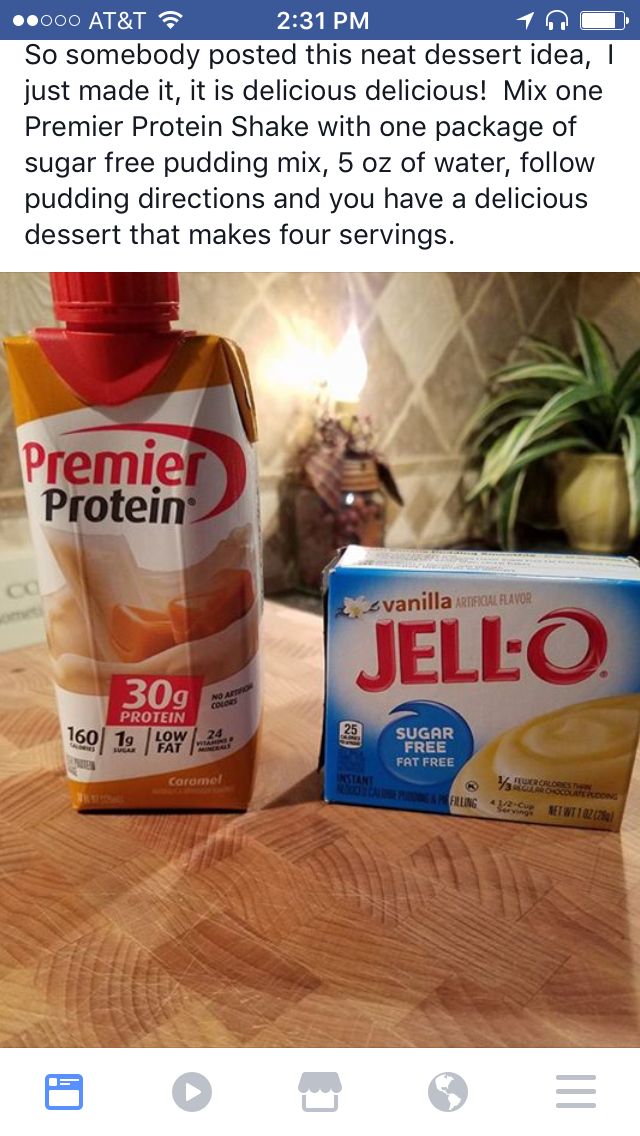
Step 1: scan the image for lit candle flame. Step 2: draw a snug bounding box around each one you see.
[261,319,368,418]
[327,321,368,405]
[262,320,328,394]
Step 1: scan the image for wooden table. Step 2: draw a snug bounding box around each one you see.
[1,600,640,1048]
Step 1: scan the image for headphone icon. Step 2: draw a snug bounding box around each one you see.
[546,9,569,30]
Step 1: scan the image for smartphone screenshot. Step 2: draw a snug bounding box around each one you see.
[0,0,638,1129]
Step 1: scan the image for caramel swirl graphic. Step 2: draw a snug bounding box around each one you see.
[42,524,258,694]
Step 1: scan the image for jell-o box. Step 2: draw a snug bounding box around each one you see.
[322,546,640,830]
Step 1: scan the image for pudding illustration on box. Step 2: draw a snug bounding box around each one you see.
[323,546,640,830]
[5,273,262,812]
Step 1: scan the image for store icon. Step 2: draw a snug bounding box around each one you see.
[299,1072,342,1112]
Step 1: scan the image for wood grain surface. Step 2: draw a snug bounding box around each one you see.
[1,599,640,1048]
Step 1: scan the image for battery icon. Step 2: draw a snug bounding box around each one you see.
[580,10,629,28]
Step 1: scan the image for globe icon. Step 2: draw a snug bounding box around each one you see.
[428,1072,468,1112]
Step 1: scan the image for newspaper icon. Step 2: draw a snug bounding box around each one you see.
[45,1074,83,1110]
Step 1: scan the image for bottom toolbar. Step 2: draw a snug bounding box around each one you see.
[1,1048,627,1134]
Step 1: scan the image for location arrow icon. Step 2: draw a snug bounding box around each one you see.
[517,11,535,29]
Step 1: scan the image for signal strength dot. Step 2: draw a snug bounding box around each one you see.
[158,9,182,28]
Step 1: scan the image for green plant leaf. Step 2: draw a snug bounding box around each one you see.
[521,384,600,435]
[471,407,538,452]
[484,386,600,488]
[469,419,533,497]
[496,470,527,550]
[462,386,549,442]
[519,337,577,367]
[575,316,617,392]
[493,362,585,386]
[613,346,640,405]
[509,435,597,476]
[467,423,521,500]
[523,408,605,449]
[464,318,640,542]
[621,414,640,540]
[470,433,595,506]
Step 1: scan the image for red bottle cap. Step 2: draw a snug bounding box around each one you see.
[50,272,180,328]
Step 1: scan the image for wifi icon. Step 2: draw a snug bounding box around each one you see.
[158,10,182,28]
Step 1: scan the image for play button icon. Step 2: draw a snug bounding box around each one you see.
[172,1072,212,1112]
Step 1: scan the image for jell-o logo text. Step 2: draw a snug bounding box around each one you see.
[356,608,608,692]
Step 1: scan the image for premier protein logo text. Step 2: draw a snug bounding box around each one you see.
[21,422,246,525]
[356,609,608,690]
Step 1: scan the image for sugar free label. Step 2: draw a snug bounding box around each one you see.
[378,700,474,788]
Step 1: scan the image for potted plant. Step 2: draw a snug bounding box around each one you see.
[465,318,640,552]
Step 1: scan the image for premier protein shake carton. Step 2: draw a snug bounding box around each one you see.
[5,272,261,811]
[323,546,640,830]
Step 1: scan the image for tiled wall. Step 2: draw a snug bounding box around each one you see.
[1,273,638,590]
